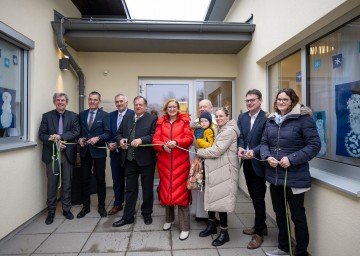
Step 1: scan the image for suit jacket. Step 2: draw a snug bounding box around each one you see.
[116,112,157,167]
[109,108,134,159]
[38,109,80,165]
[237,109,267,177]
[79,108,111,158]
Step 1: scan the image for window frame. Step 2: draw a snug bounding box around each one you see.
[0,22,35,152]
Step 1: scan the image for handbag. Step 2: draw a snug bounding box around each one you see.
[187,157,204,191]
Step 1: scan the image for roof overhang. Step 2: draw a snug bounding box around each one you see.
[52,17,255,54]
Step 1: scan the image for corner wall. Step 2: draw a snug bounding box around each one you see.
[227,0,360,255]
[0,0,80,239]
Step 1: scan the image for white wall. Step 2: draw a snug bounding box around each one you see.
[78,52,237,185]
[227,0,360,255]
[0,0,80,240]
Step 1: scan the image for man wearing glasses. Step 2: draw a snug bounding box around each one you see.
[237,89,268,249]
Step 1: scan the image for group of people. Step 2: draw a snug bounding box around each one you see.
[39,88,320,256]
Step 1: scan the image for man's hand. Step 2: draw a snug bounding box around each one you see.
[79,138,86,147]
[107,142,117,151]
[131,138,142,148]
[119,138,128,149]
[87,136,100,145]
[50,134,61,141]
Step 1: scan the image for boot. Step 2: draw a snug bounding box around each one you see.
[45,211,55,225]
[212,228,230,246]
[199,219,217,237]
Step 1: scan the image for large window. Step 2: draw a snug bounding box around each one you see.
[0,22,33,150]
[308,17,360,168]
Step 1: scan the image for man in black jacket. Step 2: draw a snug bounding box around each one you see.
[39,93,80,224]
[77,91,111,218]
[237,89,268,249]
[113,96,157,227]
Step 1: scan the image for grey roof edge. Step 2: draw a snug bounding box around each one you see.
[53,17,255,34]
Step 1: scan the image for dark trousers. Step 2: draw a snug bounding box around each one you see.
[110,152,125,206]
[123,159,155,221]
[243,160,267,236]
[46,151,73,212]
[270,184,309,256]
[80,150,106,208]
[208,211,228,228]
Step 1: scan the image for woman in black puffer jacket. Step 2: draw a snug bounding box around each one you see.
[260,88,320,256]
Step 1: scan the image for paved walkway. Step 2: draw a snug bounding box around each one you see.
[0,188,278,255]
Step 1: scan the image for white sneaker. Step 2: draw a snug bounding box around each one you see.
[163,222,172,230]
[265,248,290,256]
[179,231,189,240]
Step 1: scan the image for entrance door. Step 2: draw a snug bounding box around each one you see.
[140,79,195,182]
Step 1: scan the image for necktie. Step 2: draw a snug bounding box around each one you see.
[88,111,94,129]
[117,113,123,129]
[58,114,63,135]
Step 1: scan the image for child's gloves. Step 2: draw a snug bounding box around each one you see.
[194,128,205,139]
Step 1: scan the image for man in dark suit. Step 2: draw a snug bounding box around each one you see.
[113,96,157,227]
[39,93,80,225]
[107,93,134,215]
[77,91,111,218]
[237,89,268,249]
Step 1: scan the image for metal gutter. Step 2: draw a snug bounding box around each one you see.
[52,11,86,112]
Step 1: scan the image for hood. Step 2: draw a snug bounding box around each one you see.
[268,104,314,119]
[218,119,240,137]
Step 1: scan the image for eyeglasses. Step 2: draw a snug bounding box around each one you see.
[244,98,258,103]
[276,98,290,103]
[167,106,177,109]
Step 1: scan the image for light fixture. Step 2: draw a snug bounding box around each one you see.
[59,57,70,70]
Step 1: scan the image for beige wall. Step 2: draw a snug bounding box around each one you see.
[227,0,360,255]
[78,52,237,184]
[0,0,80,239]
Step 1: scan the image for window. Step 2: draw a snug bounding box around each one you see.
[0,22,34,151]
[308,17,360,168]
[268,51,302,108]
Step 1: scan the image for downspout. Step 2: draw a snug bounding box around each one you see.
[54,15,85,112]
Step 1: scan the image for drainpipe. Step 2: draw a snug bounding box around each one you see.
[53,14,85,112]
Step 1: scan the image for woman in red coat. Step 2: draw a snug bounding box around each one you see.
[153,99,194,241]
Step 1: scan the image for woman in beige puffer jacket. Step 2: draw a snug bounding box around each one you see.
[197,107,240,247]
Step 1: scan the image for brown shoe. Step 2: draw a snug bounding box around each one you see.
[108,205,123,215]
[243,227,268,236]
[247,234,264,249]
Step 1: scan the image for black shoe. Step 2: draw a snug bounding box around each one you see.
[77,207,90,218]
[98,207,107,217]
[199,220,217,237]
[143,215,152,225]
[63,210,74,220]
[112,218,134,227]
[195,217,208,222]
[45,212,55,225]
[212,229,230,246]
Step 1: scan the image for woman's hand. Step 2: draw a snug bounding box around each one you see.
[166,140,177,149]
[267,157,279,168]
[279,156,291,168]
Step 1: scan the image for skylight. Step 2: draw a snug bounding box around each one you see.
[125,0,211,21]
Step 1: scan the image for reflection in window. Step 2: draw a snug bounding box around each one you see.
[268,51,302,108]
[0,37,24,140]
[309,17,360,167]
[196,81,232,118]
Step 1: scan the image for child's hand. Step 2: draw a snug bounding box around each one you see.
[194,128,204,139]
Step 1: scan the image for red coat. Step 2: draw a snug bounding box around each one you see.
[153,113,194,206]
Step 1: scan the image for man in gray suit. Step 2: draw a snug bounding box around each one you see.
[39,93,80,225]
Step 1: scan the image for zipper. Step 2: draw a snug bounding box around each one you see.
[275,123,281,185]
[169,121,173,204]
